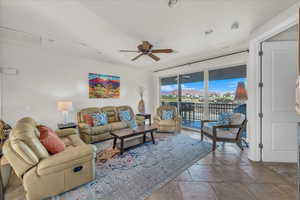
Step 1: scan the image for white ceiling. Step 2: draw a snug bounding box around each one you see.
[1,0,299,71]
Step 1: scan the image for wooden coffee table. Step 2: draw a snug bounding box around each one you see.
[110,125,157,155]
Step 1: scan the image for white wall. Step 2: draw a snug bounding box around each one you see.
[0,70,2,119]
[0,42,154,129]
[267,25,298,41]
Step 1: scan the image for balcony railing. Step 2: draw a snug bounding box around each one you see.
[162,102,239,121]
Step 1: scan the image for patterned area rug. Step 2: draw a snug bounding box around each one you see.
[96,148,120,164]
[56,134,212,200]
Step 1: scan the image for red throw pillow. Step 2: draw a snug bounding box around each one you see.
[37,125,65,154]
[84,114,94,127]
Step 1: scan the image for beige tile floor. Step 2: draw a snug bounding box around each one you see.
[4,130,298,200]
[147,131,298,200]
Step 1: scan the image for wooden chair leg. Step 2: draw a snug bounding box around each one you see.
[212,140,217,151]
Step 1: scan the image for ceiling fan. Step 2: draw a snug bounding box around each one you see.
[120,41,174,61]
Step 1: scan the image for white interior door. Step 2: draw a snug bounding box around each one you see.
[262,41,299,163]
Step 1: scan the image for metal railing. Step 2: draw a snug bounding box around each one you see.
[162,102,239,121]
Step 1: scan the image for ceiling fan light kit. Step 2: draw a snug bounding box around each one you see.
[120,41,174,62]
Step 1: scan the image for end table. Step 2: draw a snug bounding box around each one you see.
[57,123,77,130]
[136,113,152,125]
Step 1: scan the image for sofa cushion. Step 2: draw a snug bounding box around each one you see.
[92,112,108,126]
[110,121,128,131]
[202,122,218,134]
[159,120,176,127]
[230,113,245,125]
[37,125,65,154]
[229,113,245,133]
[90,125,111,135]
[202,122,237,139]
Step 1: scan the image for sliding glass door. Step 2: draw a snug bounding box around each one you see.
[159,65,247,129]
[208,65,247,120]
[179,72,204,129]
[160,76,178,107]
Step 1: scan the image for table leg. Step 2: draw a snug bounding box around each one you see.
[151,131,155,144]
[113,137,117,149]
[120,139,124,155]
[143,133,146,143]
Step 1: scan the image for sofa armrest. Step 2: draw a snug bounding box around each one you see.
[174,115,181,121]
[153,115,161,121]
[55,128,78,137]
[37,144,96,176]
[78,122,90,129]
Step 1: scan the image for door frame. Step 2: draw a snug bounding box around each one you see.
[247,6,299,162]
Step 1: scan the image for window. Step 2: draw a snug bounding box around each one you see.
[208,65,247,120]
[160,76,178,107]
[159,65,247,128]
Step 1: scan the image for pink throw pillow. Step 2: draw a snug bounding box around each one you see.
[84,114,94,127]
[37,125,65,154]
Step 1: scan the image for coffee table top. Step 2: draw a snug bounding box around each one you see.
[111,125,157,138]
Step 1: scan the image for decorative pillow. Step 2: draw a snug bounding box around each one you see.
[92,112,108,126]
[83,114,94,127]
[129,119,138,129]
[162,110,174,120]
[119,110,132,121]
[37,125,65,154]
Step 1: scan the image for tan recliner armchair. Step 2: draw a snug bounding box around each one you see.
[3,117,96,200]
[154,105,181,133]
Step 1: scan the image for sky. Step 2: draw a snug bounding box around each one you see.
[161,78,246,94]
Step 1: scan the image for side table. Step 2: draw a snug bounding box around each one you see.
[136,113,152,125]
[57,122,77,130]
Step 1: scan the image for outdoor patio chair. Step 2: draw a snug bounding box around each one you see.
[201,113,247,151]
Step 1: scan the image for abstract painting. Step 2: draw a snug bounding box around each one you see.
[89,73,120,98]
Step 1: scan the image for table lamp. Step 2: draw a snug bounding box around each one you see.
[234,82,248,104]
[57,101,73,124]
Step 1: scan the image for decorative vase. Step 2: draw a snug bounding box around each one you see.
[138,99,145,114]
[138,86,145,113]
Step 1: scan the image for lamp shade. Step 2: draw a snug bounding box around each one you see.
[234,82,248,101]
[57,101,73,112]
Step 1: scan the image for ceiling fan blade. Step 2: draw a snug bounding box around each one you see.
[151,49,173,53]
[148,53,160,61]
[120,50,140,52]
[131,53,144,61]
